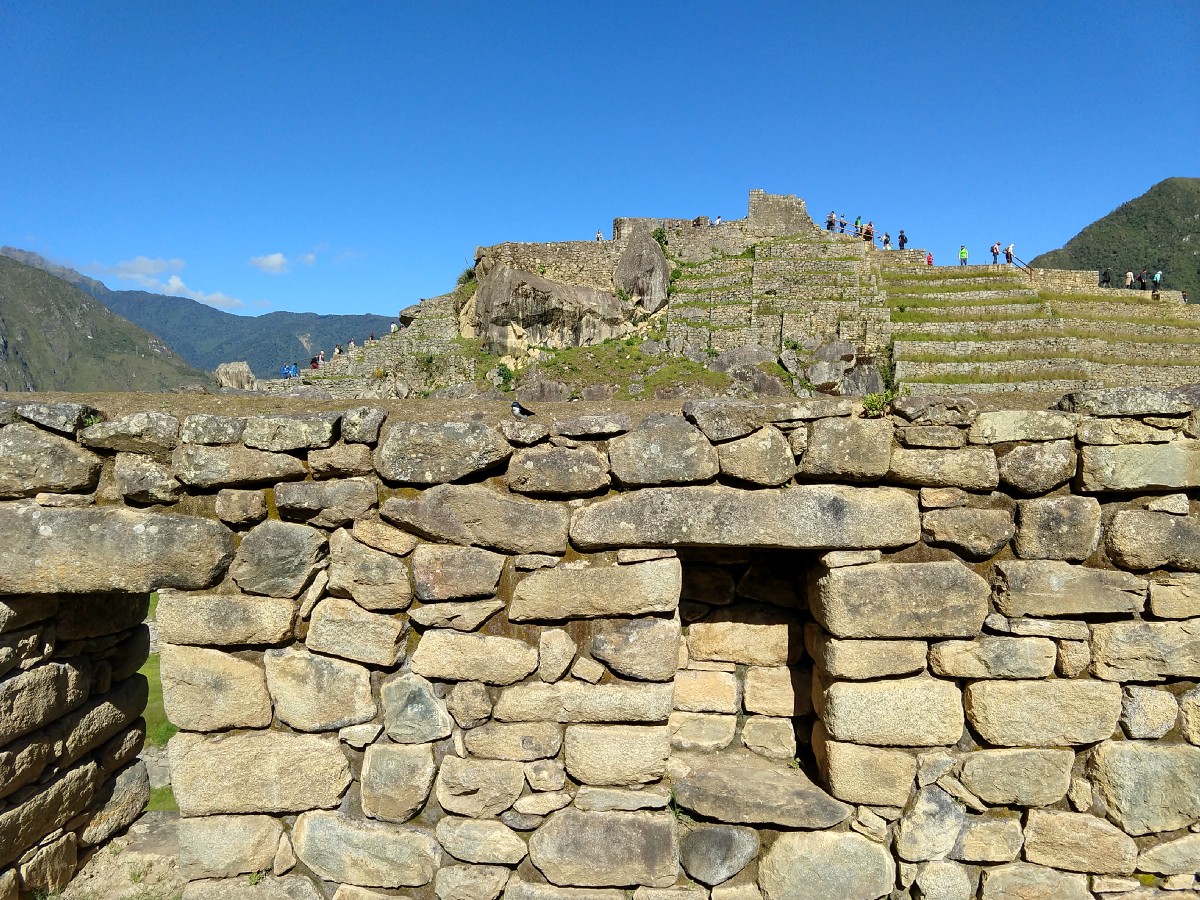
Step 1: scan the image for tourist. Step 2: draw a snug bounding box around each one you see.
[826,211,836,231]
[991,242,1001,264]
[839,214,847,234]
[1184,291,1191,303]
[854,216,862,237]
[596,230,603,241]
[898,230,907,250]
[882,232,891,250]
[1100,268,1112,288]
[927,252,934,266]
[1005,244,1014,265]
[369,332,376,342]
[1153,270,1164,291]
[333,344,342,357]
[310,357,319,370]
[959,245,969,267]
[1125,271,1134,289]
[318,349,325,364]
[713,215,722,226]
[390,321,399,333]
[281,363,290,379]
[348,338,356,350]
[1137,269,1148,290]
[290,362,298,378]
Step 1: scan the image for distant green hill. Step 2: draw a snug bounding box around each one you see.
[1030,177,1200,300]
[0,256,207,392]
[0,248,396,377]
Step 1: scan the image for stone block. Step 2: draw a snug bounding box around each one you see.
[409,599,504,632]
[921,507,1015,559]
[173,444,307,488]
[169,731,350,816]
[682,399,761,442]
[564,725,669,786]
[0,759,103,868]
[898,425,965,448]
[674,669,740,713]
[1122,685,1179,739]
[215,488,268,525]
[804,625,927,679]
[797,417,893,482]
[958,749,1073,806]
[447,681,492,729]
[326,527,412,611]
[361,743,436,823]
[306,598,406,666]
[308,443,375,478]
[607,415,719,486]
[434,864,509,900]
[178,814,283,879]
[528,808,679,888]
[493,681,674,724]
[979,862,1090,900]
[1090,740,1200,835]
[274,478,377,529]
[928,636,1056,679]
[1091,620,1200,681]
[507,446,611,495]
[759,831,894,900]
[0,660,91,746]
[952,814,1023,862]
[968,410,1079,443]
[0,425,101,498]
[892,395,979,426]
[994,560,1146,616]
[79,758,149,846]
[412,544,504,601]
[717,425,795,486]
[1023,809,1137,875]
[894,785,966,862]
[1014,495,1101,560]
[156,590,295,646]
[569,484,920,550]
[1080,442,1200,491]
[590,615,680,682]
[411,630,538,685]
[464,723,563,761]
[180,413,244,445]
[538,630,577,682]
[352,515,419,556]
[341,406,386,444]
[114,453,182,502]
[265,646,376,732]
[1150,573,1200,618]
[740,715,795,760]
[243,413,339,451]
[964,679,1121,746]
[680,823,759,887]
[1138,833,1200,875]
[374,421,511,484]
[888,447,999,490]
[292,810,441,888]
[820,676,963,747]
[434,756,525,818]
[812,725,916,806]
[998,440,1078,493]
[160,644,270,732]
[686,603,799,666]
[744,666,811,716]
[381,672,453,743]
[231,520,327,599]
[668,712,737,752]
[811,561,989,639]
[1107,509,1200,571]
[511,558,680,621]
[435,817,527,865]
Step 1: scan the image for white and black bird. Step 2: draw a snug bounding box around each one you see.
[511,400,536,418]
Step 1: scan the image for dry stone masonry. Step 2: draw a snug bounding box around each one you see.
[5,389,1200,898]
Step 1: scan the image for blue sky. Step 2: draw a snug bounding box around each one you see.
[2,1,1196,317]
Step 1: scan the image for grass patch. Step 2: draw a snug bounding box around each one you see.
[892,326,1200,345]
[147,784,179,813]
[139,653,177,748]
[899,348,1200,366]
[884,268,1021,282]
[887,281,1029,296]
[1045,307,1200,329]
[535,336,730,399]
[902,368,1094,385]
[887,295,1043,309]
[890,309,1048,324]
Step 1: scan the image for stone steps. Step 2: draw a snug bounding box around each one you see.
[895,335,1200,363]
[888,289,1041,306]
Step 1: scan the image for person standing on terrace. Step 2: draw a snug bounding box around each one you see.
[959,245,969,266]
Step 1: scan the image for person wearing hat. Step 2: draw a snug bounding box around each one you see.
[959,245,969,266]
[826,211,836,231]
[898,229,907,250]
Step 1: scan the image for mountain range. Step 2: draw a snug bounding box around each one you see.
[0,248,395,377]
[1030,177,1200,299]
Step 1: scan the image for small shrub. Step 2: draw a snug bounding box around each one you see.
[455,266,476,286]
[247,872,266,886]
[862,388,900,418]
[616,287,631,303]
[651,227,667,249]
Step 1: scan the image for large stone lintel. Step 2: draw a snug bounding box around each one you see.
[569,485,918,550]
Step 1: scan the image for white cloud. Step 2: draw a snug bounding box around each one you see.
[249,252,289,274]
[298,252,316,266]
[100,256,247,310]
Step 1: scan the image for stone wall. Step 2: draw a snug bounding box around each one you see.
[10,391,1200,899]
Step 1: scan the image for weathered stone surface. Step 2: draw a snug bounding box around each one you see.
[327,528,412,611]
[0,425,101,498]
[952,814,1023,863]
[1091,620,1200,681]
[0,505,233,593]
[668,712,737,752]
[674,669,740,713]
[892,395,979,426]
[333,406,384,444]
[413,544,504,601]
[306,597,406,666]
[173,444,307,488]
[275,477,378,528]
[180,413,244,445]
[19,831,76,894]
[969,410,1078,444]
[804,626,927,679]
[434,864,509,900]
[812,726,916,806]
[169,731,350,815]
[157,589,295,646]
[445,681,492,729]
[687,603,798,666]
[178,814,283,879]
[380,672,453,743]
[411,630,538,685]
[889,447,999,490]
[821,675,963,747]
[680,825,759,887]
[929,637,1056,679]
[78,758,150,846]
[683,399,762,443]
[1080,442,1200,491]
[607,415,719,486]
[511,558,680,621]
[965,680,1121,746]
[503,877,624,900]
[1079,417,1176,445]
[718,425,795,485]
[812,561,989,639]
[265,646,375,731]
[921,507,1015,559]
[309,443,375,478]
[381,484,570,554]
[436,817,527,865]
[570,484,919,550]
[114,452,181,503]
[669,749,851,828]
[80,411,179,453]
[215,488,268,525]
[231,520,326,598]
[292,810,441,887]
[350,514,419,557]
[1089,741,1200,835]
[1023,809,1137,875]
[160,643,270,731]
[1014,495,1101,560]
[1183,687,1200,744]
[590,615,680,682]
[1060,386,1195,416]
[361,742,436,823]
[464,722,563,761]
[914,861,974,900]
[998,440,1078,493]
[17,401,96,434]
[528,809,678,888]
[494,681,673,724]
[538,629,577,682]
[894,786,966,862]
[501,420,549,446]
[979,862,1090,900]
[435,756,525,818]
[563,725,668,786]
[958,748,1073,806]
[508,446,611,495]
[551,413,634,439]
[243,413,339,451]
[798,417,893,482]
[183,875,323,899]
[1107,509,1200,571]
[1151,573,1200,618]
[898,425,966,449]
[1122,685,1179,739]
[375,421,511,484]
[572,786,669,814]
[994,560,1146,617]
[743,666,809,716]
[1138,833,1200,875]
[759,831,894,900]
[0,759,102,868]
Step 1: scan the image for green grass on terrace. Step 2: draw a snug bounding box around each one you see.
[886,281,1030,297]
[887,294,1044,309]
[890,309,1048,324]
[672,269,753,282]
[899,348,1200,366]
[883,268,1025,281]
[901,368,1096,385]
[1046,307,1200,330]
[892,326,1200,345]
[535,335,731,398]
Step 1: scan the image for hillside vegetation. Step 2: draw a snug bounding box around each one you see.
[0,248,395,377]
[0,256,207,392]
[1031,177,1200,300]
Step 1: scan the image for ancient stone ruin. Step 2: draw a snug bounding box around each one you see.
[4,388,1200,898]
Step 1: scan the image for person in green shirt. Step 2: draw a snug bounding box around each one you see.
[959,245,969,266]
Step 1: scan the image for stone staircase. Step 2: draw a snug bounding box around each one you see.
[887,265,1200,394]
